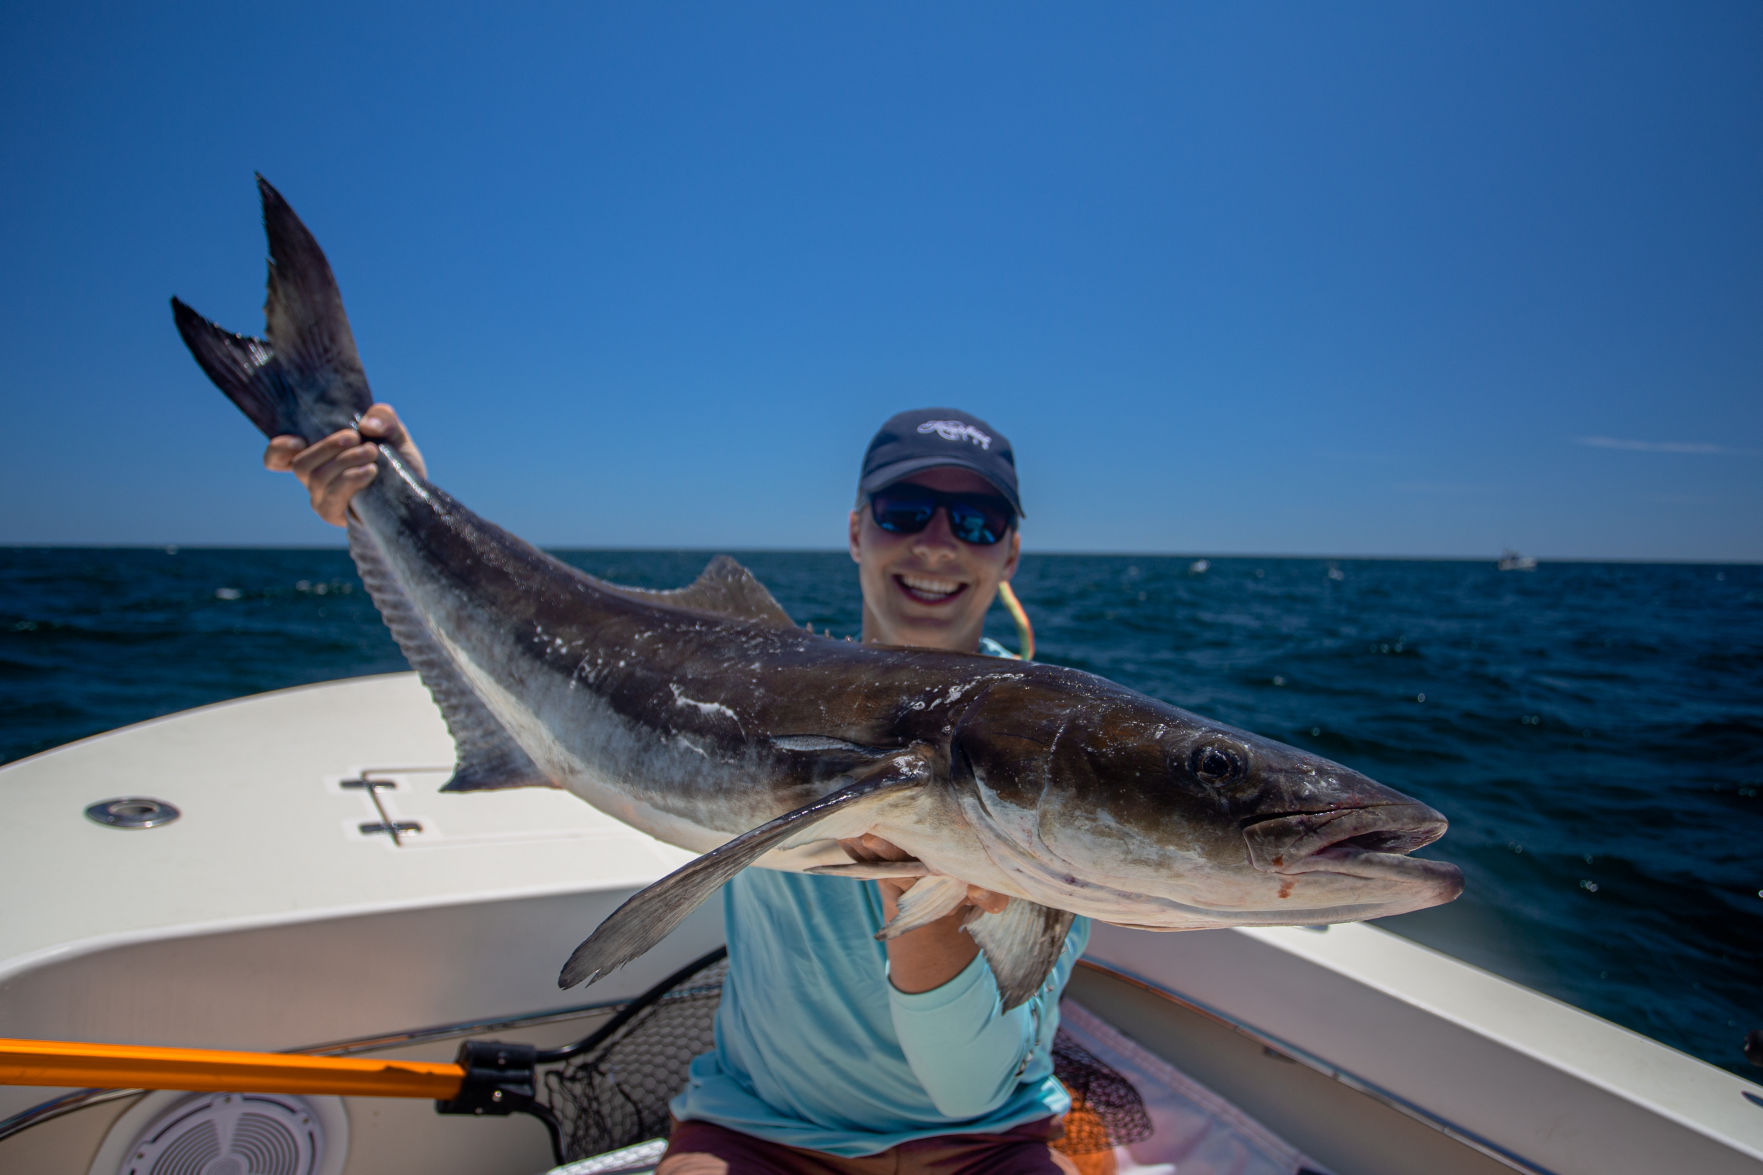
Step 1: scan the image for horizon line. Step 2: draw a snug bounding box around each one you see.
[3,542,1757,566]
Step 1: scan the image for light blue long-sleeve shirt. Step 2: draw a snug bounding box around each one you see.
[670,868,1090,1156]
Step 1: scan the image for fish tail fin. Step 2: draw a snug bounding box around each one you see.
[170,298,296,439]
[171,176,374,442]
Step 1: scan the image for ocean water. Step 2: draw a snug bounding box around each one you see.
[3,546,1759,1079]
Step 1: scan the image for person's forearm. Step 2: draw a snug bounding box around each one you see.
[882,882,1030,1119]
[840,834,1001,994]
[890,916,1090,1120]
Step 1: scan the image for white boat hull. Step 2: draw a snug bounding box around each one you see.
[3,675,1759,1173]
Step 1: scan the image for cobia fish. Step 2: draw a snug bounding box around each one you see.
[172,178,1463,1009]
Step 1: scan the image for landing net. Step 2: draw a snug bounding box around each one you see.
[530,947,1150,1166]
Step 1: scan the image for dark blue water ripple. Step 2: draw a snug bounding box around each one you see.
[2,548,1759,1080]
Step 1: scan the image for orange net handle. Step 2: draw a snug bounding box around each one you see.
[0,1037,465,1099]
[998,581,1035,661]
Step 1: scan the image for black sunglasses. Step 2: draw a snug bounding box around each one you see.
[868,485,1015,546]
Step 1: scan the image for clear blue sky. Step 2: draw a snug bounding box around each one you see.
[3,3,1758,559]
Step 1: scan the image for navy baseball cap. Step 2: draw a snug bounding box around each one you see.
[858,408,1023,518]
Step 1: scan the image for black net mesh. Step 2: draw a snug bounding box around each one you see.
[1047,1030,1153,1156]
[535,951,1149,1163]
[542,953,730,1163]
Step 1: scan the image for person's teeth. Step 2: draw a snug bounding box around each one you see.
[901,574,960,595]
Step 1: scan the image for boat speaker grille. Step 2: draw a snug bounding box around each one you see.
[112,1091,324,1175]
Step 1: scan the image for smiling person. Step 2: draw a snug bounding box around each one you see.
[264,405,1089,1174]
[849,410,1023,652]
[662,408,1088,1175]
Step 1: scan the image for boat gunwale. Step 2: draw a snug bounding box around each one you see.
[5,955,1548,1173]
[1072,958,1553,1175]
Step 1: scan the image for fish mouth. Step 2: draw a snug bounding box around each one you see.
[1241,803,1461,887]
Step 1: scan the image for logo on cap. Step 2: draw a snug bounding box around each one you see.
[917,420,993,450]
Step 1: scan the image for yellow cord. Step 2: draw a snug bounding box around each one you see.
[998,581,1035,661]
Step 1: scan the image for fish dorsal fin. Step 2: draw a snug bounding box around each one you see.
[605,554,794,628]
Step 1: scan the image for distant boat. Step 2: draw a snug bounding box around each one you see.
[1327,565,1345,581]
[1497,549,1538,572]
[1188,559,1210,575]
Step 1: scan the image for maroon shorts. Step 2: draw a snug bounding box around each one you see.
[656,1117,1081,1175]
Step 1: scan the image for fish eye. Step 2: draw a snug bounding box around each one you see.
[1189,743,1244,785]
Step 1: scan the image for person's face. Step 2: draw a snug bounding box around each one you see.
[848,466,1021,653]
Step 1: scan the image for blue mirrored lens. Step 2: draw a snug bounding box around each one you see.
[872,494,935,533]
[870,487,1011,546]
[947,504,1005,545]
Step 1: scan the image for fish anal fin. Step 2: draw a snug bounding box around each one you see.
[440,741,558,793]
[966,899,1076,1012]
[347,519,556,794]
[605,554,794,628]
[558,746,934,989]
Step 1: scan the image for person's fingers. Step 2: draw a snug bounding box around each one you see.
[263,436,306,472]
[266,410,403,462]
[290,437,382,526]
[833,837,1011,921]
[306,446,381,520]
[267,409,425,507]
[965,887,1010,915]
[836,836,918,903]
[358,403,428,479]
[292,442,379,493]
[836,834,903,864]
[309,462,379,525]
[359,404,404,442]
[286,430,363,481]
[263,415,416,528]
[851,834,911,861]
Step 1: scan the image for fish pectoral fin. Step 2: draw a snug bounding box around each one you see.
[557,747,935,990]
[965,899,1076,1012]
[805,861,931,880]
[877,876,971,940]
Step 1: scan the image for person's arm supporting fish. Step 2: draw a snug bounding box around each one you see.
[839,832,1084,1118]
[890,919,1089,1118]
[263,402,425,526]
[839,832,1008,994]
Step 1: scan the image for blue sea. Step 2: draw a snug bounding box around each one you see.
[2,547,1759,1079]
